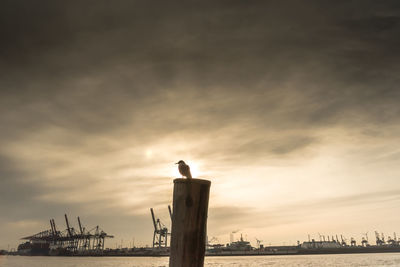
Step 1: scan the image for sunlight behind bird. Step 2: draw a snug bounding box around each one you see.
[172,161,201,178]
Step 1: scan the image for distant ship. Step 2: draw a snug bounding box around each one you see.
[226,234,252,251]
[17,241,49,256]
[206,234,400,256]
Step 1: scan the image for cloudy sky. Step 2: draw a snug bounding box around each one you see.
[1,0,400,249]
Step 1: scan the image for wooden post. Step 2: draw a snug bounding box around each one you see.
[169,178,211,267]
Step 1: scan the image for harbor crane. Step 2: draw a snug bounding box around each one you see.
[207,236,219,249]
[340,235,347,246]
[394,233,400,245]
[387,233,399,246]
[361,232,369,247]
[65,214,78,251]
[255,238,263,249]
[50,219,58,238]
[168,205,172,220]
[150,208,169,248]
[77,216,90,250]
[387,235,396,245]
[375,231,385,246]
[22,214,113,254]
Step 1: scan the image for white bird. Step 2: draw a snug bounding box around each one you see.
[175,160,192,179]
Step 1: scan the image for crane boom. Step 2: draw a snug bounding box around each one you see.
[168,205,172,221]
[52,219,57,234]
[150,208,157,230]
[50,220,55,236]
[78,216,84,234]
[65,214,73,237]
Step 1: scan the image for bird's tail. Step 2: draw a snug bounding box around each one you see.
[187,171,192,179]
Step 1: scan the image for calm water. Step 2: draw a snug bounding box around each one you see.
[1,254,400,267]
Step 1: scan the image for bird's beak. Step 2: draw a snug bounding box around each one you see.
[175,162,178,164]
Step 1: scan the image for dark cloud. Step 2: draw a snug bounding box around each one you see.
[1,0,399,133]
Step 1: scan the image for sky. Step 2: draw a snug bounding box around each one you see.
[1,0,400,250]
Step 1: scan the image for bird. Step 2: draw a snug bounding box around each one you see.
[175,160,192,179]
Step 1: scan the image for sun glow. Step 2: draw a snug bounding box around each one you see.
[145,149,153,158]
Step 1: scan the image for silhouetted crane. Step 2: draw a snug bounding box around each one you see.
[340,235,347,246]
[22,214,113,254]
[168,205,173,221]
[375,231,384,246]
[150,208,169,248]
[361,232,369,247]
[255,238,263,249]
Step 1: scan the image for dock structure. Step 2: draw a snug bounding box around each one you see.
[169,178,211,267]
[20,214,113,255]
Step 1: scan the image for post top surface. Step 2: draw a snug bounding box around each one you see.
[173,178,211,185]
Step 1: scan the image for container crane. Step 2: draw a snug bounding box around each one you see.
[361,232,369,247]
[375,231,384,246]
[255,238,263,249]
[340,235,347,246]
[168,205,173,221]
[150,208,169,248]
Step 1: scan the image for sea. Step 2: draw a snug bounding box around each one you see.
[1,253,400,267]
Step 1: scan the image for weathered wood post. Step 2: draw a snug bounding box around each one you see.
[169,178,211,267]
